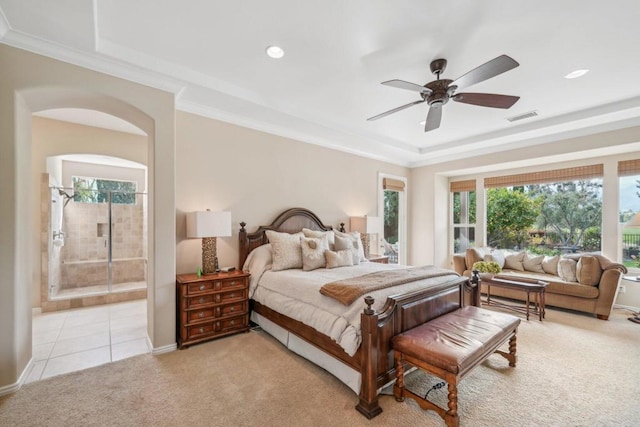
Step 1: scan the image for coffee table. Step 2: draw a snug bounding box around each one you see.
[482,276,549,321]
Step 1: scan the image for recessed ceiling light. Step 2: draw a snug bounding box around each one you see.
[266,45,284,59]
[564,69,589,79]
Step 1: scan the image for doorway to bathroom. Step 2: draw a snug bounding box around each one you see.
[44,154,148,307]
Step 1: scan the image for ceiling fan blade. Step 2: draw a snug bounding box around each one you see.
[381,79,432,95]
[451,55,519,90]
[424,106,442,132]
[453,93,520,109]
[367,99,425,121]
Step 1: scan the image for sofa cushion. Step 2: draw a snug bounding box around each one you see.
[494,271,599,299]
[557,258,578,282]
[504,251,525,271]
[465,247,490,271]
[484,250,506,269]
[576,255,603,287]
[542,255,560,275]
[523,253,545,273]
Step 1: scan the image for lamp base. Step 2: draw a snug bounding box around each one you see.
[202,237,219,275]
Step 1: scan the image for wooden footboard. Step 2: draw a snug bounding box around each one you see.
[356,274,479,418]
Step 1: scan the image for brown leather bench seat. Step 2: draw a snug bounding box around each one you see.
[392,306,521,427]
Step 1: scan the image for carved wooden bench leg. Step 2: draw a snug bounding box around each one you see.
[495,332,517,367]
[445,379,460,427]
[394,352,405,402]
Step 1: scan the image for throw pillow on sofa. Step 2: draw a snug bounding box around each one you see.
[576,255,603,286]
[523,253,545,273]
[504,251,525,271]
[484,250,506,269]
[557,258,578,282]
[542,255,560,275]
[465,247,491,272]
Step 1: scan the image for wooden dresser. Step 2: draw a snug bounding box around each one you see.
[176,270,250,349]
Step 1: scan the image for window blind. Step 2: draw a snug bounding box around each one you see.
[484,165,603,188]
[618,159,640,177]
[383,178,405,192]
[450,179,476,192]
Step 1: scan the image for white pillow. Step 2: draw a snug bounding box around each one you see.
[542,255,560,275]
[504,251,525,271]
[302,228,335,249]
[557,258,578,282]
[334,230,366,262]
[334,234,360,265]
[300,236,329,271]
[242,244,273,275]
[265,230,304,271]
[523,253,545,273]
[484,250,506,269]
[325,249,354,269]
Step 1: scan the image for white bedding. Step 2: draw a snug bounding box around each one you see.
[244,244,460,357]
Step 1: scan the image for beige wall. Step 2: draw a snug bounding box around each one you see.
[175,111,409,274]
[0,43,175,391]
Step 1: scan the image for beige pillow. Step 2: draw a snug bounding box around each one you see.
[557,258,578,282]
[325,249,354,269]
[484,250,506,269]
[542,255,560,275]
[265,230,304,271]
[504,251,525,271]
[576,255,602,286]
[302,228,335,249]
[334,235,360,265]
[465,248,485,270]
[334,230,366,262]
[523,253,545,273]
[300,236,329,271]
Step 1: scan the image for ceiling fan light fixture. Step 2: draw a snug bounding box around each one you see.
[265,45,285,59]
[564,69,589,79]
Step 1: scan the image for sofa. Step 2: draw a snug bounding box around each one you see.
[452,247,627,320]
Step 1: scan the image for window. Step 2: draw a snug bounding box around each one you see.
[379,174,407,264]
[72,176,137,205]
[619,159,640,270]
[485,166,603,255]
[451,180,476,253]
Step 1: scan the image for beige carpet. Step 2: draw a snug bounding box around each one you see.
[1,307,639,426]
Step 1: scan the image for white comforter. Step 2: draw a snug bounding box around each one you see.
[245,250,459,357]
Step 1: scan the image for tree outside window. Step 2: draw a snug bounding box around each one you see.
[73,177,137,205]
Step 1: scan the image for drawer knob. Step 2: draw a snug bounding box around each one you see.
[230,293,235,298]
[199,297,204,304]
[199,284,205,291]
[230,320,235,325]
[199,327,204,333]
[199,312,204,318]
[231,281,237,285]
[230,307,235,312]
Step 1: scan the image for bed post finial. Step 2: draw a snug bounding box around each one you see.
[240,221,246,232]
[363,296,375,315]
[339,222,345,232]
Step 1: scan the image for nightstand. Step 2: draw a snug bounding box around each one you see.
[176,270,250,349]
[367,254,389,264]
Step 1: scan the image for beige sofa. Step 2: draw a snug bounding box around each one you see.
[452,247,627,320]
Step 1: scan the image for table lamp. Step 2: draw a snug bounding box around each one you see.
[187,210,232,274]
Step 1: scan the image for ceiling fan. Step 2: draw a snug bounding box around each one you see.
[367,55,520,132]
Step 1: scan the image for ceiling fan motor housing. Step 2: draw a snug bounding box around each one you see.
[424,79,453,106]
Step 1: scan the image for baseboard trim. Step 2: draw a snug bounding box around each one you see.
[151,340,176,355]
[613,303,640,312]
[0,357,34,397]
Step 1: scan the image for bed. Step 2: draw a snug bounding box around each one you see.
[239,208,478,418]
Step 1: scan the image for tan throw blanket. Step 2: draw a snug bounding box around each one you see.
[319,266,458,306]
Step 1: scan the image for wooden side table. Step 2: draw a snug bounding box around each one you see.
[176,270,250,348]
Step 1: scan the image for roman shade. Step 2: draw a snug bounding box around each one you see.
[618,159,640,176]
[383,178,405,192]
[450,179,476,192]
[484,164,603,188]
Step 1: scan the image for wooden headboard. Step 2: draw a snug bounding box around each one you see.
[239,207,333,268]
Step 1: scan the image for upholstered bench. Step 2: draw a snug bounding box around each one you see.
[392,306,520,427]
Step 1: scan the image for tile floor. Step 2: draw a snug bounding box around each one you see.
[27,299,149,383]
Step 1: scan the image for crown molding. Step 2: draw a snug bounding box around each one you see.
[0,6,10,37]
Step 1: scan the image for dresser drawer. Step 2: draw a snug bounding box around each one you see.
[186,322,216,340]
[219,314,248,333]
[186,277,247,295]
[185,301,247,323]
[186,294,215,308]
[184,314,248,340]
[186,307,216,323]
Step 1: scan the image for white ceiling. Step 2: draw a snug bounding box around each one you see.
[2,1,640,167]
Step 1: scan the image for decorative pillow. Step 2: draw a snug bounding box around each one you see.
[484,250,506,269]
[242,244,273,274]
[302,228,335,249]
[334,230,366,262]
[465,248,485,271]
[523,253,545,274]
[325,249,354,269]
[334,235,360,265]
[557,258,578,282]
[265,230,304,271]
[542,255,560,275]
[504,251,525,271]
[300,236,329,271]
[576,255,602,286]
